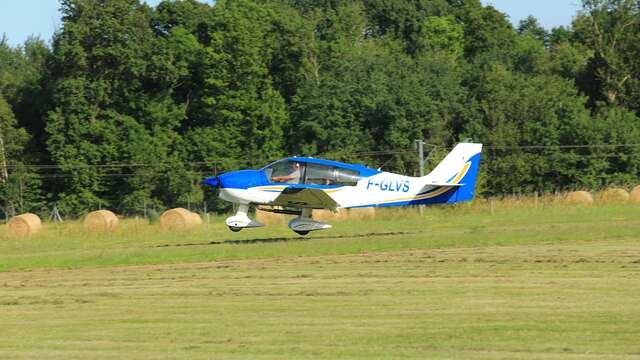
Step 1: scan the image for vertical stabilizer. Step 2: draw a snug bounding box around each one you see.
[423,143,483,202]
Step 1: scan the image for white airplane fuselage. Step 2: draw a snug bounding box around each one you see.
[219,170,462,209]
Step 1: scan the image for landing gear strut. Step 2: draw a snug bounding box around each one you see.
[224,204,264,232]
[288,208,331,235]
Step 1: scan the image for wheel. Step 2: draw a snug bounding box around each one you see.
[294,230,310,236]
[228,226,242,232]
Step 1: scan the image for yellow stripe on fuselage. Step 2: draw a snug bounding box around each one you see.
[256,186,287,191]
[451,162,471,185]
[324,189,341,194]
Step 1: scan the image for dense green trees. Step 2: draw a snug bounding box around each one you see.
[1,0,639,216]
[0,94,42,217]
[0,37,46,217]
[45,0,183,213]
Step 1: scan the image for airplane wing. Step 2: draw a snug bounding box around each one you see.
[272,187,339,210]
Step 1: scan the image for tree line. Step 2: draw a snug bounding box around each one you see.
[1,0,639,217]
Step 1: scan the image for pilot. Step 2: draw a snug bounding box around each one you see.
[271,162,301,184]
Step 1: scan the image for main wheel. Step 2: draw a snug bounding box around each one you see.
[294,230,310,236]
[228,226,242,232]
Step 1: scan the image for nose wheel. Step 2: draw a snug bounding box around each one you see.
[225,204,264,232]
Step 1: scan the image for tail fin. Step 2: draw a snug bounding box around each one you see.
[423,142,483,203]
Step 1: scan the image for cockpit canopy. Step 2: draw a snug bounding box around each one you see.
[263,159,361,186]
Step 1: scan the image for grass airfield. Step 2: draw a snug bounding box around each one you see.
[1,200,640,359]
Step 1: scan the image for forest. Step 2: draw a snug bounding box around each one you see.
[1,0,639,218]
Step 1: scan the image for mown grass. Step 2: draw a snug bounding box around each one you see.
[0,198,639,272]
[0,199,639,359]
[1,239,639,359]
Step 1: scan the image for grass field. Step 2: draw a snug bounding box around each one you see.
[1,200,640,358]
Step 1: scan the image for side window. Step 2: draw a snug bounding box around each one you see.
[305,164,335,185]
[305,163,360,186]
[264,160,303,184]
[335,168,360,186]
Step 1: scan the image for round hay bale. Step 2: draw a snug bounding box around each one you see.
[8,213,42,237]
[630,186,640,203]
[189,211,202,226]
[601,188,629,203]
[565,191,593,206]
[84,210,119,232]
[160,208,201,230]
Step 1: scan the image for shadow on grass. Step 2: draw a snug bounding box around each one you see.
[154,232,414,248]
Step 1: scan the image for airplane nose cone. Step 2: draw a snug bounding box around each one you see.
[202,176,220,188]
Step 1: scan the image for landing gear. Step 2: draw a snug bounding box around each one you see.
[225,204,264,232]
[288,208,331,235]
[223,204,332,235]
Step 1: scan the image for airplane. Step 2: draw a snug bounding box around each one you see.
[203,142,482,235]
